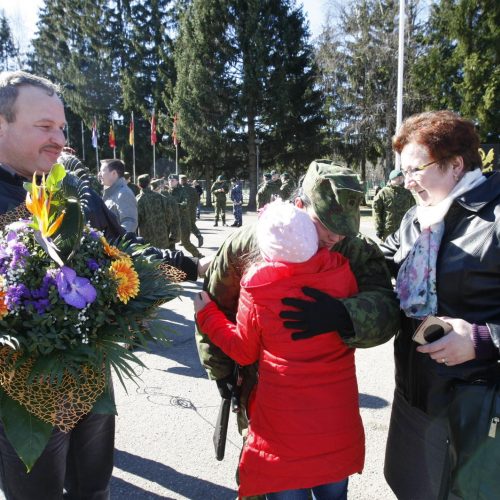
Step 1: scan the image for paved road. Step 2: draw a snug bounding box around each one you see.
[111,207,397,499]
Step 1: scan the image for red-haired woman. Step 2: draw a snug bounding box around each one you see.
[380,111,500,499]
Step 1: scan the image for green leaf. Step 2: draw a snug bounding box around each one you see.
[91,385,117,415]
[45,163,66,192]
[0,388,53,472]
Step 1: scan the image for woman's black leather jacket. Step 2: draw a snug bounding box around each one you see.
[380,171,500,416]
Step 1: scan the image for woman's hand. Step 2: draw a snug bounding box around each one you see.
[193,290,212,313]
[416,317,476,366]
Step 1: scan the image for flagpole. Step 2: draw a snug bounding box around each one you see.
[152,108,156,177]
[112,118,116,159]
[395,0,405,169]
[95,117,99,173]
[175,144,178,175]
[81,121,85,161]
[131,111,136,183]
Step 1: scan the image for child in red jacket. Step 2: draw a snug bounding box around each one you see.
[194,200,364,500]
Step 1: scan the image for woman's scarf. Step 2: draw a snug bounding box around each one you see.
[395,168,485,319]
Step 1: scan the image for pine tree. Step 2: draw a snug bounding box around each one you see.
[415,0,500,140]
[173,0,324,209]
[0,11,19,71]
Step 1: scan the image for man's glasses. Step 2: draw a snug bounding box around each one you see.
[401,157,447,178]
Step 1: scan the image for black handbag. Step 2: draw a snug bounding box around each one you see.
[447,381,500,499]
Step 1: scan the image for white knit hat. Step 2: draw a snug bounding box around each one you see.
[256,200,319,263]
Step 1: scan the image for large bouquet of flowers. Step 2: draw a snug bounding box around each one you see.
[0,164,183,470]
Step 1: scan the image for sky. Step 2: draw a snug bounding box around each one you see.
[0,0,329,52]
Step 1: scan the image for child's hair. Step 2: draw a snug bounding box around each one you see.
[256,200,318,263]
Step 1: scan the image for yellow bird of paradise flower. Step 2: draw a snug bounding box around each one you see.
[25,172,65,238]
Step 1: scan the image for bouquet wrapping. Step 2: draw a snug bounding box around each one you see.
[0,164,183,470]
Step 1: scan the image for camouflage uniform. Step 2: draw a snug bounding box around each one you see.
[136,186,175,249]
[211,177,229,226]
[256,180,279,209]
[169,184,203,258]
[279,178,295,201]
[373,184,415,240]
[196,161,400,496]
[180,176,203,246]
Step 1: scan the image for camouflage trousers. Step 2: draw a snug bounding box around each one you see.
[214,201,227,224]
[179,218,202,258]
[190,212,202,238]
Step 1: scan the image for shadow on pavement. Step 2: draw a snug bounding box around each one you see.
[112,449,236,499]
[359,392,389,409]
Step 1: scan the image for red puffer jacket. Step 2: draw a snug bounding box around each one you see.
[196,248,365,497]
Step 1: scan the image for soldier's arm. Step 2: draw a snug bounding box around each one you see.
[334,235,400,348]
[170,200,181,243]
[195,225,257,380]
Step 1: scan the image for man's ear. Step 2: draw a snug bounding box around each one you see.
[451,155,465,177]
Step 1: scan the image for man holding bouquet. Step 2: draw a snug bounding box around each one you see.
[0,71,202,500]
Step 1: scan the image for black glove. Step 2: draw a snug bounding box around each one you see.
[280,287,355,341]
[216,372,236,399]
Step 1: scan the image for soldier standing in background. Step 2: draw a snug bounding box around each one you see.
[168,174,204,258]
[211,175,229,227]
[180,174,203,248]
[230,177,243,227]
[136,174,176,248]
[279,172,295,201]
[150,178,180,251]
[257,172,279,209]
[270,170,282,190]
[372,169,415,240]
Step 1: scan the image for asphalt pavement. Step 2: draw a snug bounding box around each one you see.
[111,207,397,499]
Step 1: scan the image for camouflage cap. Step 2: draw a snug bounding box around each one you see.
[302,160,364,237]
[168,174,179,181]
[179,174,187,179]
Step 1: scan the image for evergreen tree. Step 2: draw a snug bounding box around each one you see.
[315,0,424,179]
[173,0,324,209]
[0,11,19,71]
[415,0,500,140]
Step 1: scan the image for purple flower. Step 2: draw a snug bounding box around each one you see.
[86,259,99,271]
[89,229,101,240]
[6,284,30,308]
[10,242,29,269]
[56,266,97,309]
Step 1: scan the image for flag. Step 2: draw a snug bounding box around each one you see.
[91,117,98,149]
[172,113,178,146]
[129,114,134,146]
[108,124,116,149]
[151,110,157,145]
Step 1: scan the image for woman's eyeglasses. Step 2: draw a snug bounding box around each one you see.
[401,157,447,178]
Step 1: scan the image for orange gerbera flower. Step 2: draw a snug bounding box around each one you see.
[110,259,139,303]
[101,237,131,262]
[0,278,8,319]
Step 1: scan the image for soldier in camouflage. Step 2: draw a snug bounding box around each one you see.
[136,174,176,249]
[256,173,279,209]
[195,160,400,498]
[168,174,203,258]
[150,179,180,251]
[278,172,295,201]
[372,169,415,240]
[179,174,203,248]
[211,175,229,226]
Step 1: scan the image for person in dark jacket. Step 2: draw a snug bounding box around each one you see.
[230,177,243,227]
[379,111,500,499]
[0,70,202,500]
